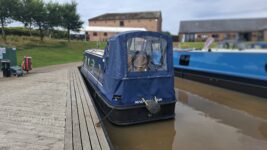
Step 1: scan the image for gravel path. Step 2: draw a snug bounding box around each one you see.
[0,62,81,150]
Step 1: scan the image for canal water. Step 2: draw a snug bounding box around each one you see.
[104,78,267,150]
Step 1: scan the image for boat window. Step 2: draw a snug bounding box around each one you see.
[84,56,87,66]
[87,58,90,69]
[179,55,190,66]
[104,43,110,68]
[127,36,167,72]
[98,64,103,82]
[91,59,95,71]
[87,59,94,71]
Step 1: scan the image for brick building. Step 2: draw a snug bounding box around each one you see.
[179,17,267,42]
[88,11,162,41]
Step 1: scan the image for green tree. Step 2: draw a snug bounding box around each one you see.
[46,2,62,38]
[16,0,37,36]
[31,0,48,41]
[0,0,19,41]
[61,2,83,41]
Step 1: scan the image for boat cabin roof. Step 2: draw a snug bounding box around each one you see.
[84,31,174,79]
[175,49,267,53]
[195,49,267,53]
[85,49,104,57]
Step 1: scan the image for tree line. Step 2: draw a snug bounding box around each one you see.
[0,0,83,41]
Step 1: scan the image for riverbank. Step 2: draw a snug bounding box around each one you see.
[0,36,106,68]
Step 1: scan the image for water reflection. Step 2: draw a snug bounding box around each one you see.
[104,119,176,150]
[176,89,267,141]
[104,78,267,150]
[173,102,267,150]
[174,78,267,120]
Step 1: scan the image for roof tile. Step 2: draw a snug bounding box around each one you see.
[179,18,267,33]
[89,11,161,21]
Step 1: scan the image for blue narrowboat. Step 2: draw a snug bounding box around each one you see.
[81,31,176,125]
[173,50,267,98]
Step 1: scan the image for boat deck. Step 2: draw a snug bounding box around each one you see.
[64,68,111,150]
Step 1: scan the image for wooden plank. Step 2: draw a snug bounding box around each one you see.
[75,69,110,150]
[64,70,73,150]
[70,70,83,150]
[73,70,92,150]
[74,69,102,150]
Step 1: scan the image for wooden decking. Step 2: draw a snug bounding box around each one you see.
[64,68,111,150]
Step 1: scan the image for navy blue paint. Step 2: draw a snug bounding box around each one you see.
[81,31,176,108]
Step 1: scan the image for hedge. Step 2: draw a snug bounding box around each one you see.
[3,27,68,39]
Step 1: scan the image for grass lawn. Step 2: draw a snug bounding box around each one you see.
[175,42,218,49]
[0,36,106,68]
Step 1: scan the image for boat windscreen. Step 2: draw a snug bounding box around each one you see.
[127,36,167,72]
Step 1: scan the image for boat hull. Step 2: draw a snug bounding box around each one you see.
[175,68,267,98]
[93,93,176,126]
[80,68,176,126]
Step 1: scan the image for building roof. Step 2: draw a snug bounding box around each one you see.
[89,11,161,21]
[179,17,267,33]
[85,26,146,32]
[260,24,267,30]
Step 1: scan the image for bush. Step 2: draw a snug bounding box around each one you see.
[4,27,68,39]
[51,30,68,39]
[4,27,40,36]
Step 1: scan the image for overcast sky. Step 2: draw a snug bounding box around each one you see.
[13,0,267,34]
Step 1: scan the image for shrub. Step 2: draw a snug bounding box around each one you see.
[4,27,68,39]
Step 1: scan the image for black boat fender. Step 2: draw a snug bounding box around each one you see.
[142,97,161,114]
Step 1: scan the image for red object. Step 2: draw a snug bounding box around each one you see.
[22,56,32,72]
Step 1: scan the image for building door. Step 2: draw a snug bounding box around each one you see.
[238,32,252,41]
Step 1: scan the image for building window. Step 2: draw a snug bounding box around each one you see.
[258,31,264,41]
[224,33,235,40]
[232,34,236,39]
[224,33,229,39]
[212,34,219,38]
[93,32,97,36]
[104,32,107,36]
[120,21,124,26]
[185,33,195,42]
